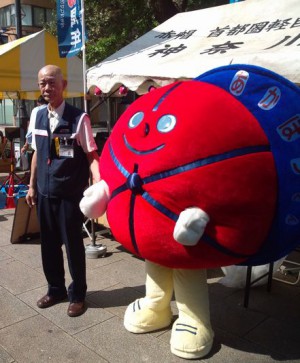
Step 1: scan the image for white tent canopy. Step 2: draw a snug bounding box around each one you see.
[87,0,300,95]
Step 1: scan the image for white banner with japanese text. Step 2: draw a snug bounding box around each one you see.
[87,0,300,94]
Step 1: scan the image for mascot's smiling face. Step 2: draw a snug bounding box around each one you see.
[123,86,184,155]
[99,66,300,269]
[123,111,174,154]
[108,81,272,178]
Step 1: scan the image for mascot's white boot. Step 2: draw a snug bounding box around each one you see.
[171,268,214,359]
[124,260,173,333]
[124,261,214,359]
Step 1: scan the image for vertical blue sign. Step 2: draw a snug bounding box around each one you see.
[57,0,82,58]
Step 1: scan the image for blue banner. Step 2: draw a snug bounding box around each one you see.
[57,0,82,58]
[229,0,243,3]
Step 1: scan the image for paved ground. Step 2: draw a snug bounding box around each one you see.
[0,205,300,363]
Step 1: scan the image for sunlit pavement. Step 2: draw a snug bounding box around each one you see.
[0,205,300,363]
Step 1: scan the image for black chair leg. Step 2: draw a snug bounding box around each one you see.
[267,262,274,292]
[243,266,252,308]
[244,262,274,308]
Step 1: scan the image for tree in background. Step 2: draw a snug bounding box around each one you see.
[149,0,228,23]
[47,0,228,66]
[84,0,156,65]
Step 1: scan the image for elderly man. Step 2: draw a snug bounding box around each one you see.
[26,65,100,317]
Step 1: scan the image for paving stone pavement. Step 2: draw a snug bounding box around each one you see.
[0,206,300,363]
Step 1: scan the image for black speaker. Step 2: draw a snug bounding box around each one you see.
[95,132,109,153]
[5,127,20,141]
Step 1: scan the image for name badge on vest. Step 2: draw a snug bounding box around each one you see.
[59,137,74,158]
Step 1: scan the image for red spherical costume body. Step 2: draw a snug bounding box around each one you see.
[100,80,277,269]
[80,65,300,360]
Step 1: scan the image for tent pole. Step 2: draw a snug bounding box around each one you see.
[80,0,94,243]
[14,1,27,150]
[80,0,106,258]
[14,0,22,39]
[80,0,94,245]
[80,0,88,113]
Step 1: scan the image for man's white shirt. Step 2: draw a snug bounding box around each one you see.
[31,101,97,153]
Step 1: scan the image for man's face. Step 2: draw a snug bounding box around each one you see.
[38,67,66,107]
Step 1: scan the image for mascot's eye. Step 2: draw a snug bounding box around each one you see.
[129,112,144,128]
[157,115,176,133]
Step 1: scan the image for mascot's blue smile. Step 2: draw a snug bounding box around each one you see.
[123,134,165,155]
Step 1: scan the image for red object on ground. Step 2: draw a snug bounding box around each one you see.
[5,174,15,209]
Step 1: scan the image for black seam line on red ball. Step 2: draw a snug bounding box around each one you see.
[109,143,271,198]
[129,186,140,255]
[142,192,178,222]
[142,144,271,185]
[142,191,252,259]
[152,82,182,111]
[201,233,252,258]
[109,143,130,179]
[108,142,269,258]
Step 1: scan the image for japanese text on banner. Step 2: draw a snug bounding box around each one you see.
[57,0,82,58]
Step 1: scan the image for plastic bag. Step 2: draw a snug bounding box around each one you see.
[219,258,285,288]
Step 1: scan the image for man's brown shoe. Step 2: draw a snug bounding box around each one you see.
[67,302,85,317]
[37,294,68,309]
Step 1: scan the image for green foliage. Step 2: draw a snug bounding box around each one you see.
[185,0,228,11]
[84,0,157,65]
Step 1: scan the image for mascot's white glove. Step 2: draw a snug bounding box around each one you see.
[173,207,210,246]
[79,180,110,219]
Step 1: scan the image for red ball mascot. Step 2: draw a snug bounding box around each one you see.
[80,64,300,359]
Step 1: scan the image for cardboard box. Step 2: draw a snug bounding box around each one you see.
[97,213,109,228]
[0,159,11,173]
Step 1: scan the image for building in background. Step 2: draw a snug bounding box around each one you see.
[1,0,125,144]
[0,1,55,129]
[0,0,55,44]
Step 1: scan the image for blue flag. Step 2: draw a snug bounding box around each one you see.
[57,0,83,58]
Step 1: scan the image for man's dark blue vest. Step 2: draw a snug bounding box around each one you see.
[34,103,89,198]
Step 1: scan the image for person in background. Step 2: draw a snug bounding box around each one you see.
[0,130,8,160]
[26,65,100,317]
[21,95,48,154]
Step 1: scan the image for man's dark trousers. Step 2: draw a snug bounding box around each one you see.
[37,193,87,302]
